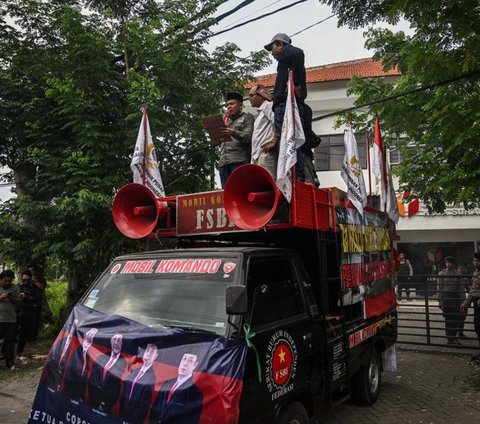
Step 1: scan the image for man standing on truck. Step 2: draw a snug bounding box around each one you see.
[461,252,480,361]
[438,256,464,345]
[248,84,277,178]
[151,351,203,423]
[218,91,254,188]
[264,33,307,180]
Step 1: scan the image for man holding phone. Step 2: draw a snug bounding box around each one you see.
[0,270,21,370]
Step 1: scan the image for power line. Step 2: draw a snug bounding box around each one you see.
[210,0,308,38]
[216,0,284,31]
[214,0,256,23]
[312,69,480,122]
[289,14,335,38]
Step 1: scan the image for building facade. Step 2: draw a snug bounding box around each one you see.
[248,58,480,275]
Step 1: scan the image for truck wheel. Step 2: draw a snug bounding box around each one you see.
[351,348,381,405]
[277,401,309,424]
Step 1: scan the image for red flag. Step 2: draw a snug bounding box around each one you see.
[372,116,388,203]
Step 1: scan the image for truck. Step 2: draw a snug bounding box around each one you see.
[31,164,397,424]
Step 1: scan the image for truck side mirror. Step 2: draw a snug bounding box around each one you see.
[226,285,247,315]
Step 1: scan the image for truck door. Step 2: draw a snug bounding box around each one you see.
[239,255,316,423]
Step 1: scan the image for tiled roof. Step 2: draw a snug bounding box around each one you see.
[246,58,400,88]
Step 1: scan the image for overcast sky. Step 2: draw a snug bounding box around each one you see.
[208,0,412,74]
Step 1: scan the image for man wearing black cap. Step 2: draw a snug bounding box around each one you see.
[264,33,307,180]
[218,91,254,188]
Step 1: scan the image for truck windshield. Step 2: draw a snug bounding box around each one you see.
[81,256,239,335]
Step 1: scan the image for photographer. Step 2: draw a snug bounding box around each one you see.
[0,270,21,370]
[16,270,41,358]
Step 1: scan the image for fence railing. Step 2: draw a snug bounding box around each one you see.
[396,273,477,350]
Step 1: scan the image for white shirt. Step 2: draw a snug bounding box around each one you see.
[251,101,274,161]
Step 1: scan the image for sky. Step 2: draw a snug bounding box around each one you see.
[207,0,412,74]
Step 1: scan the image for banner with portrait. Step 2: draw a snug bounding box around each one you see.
[30,304,247,424]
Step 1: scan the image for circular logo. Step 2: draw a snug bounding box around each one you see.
[110,263,121,274]
[272,341,293,386]
[265,330,298,393]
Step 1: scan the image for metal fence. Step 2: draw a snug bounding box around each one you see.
[396,274,478,350]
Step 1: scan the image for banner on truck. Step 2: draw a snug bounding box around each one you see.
[30,305,247,424]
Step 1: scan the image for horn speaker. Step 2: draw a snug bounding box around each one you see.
[112,183,169,239]
[224,164,281,230]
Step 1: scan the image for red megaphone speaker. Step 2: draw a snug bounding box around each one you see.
[224,164,281,230]
[112,183,169,239]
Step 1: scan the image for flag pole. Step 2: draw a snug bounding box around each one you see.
[289,70,297,183]
[365,131,372,200]
[142,107,148,185]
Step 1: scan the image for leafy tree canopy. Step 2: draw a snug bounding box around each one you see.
[324,0,480,212]
[0,0,268,310]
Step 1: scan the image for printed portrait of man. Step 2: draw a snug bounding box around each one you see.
[151,352,204,424]
[62,327,99,401]
[120,343,159,423]
[42,318,79,390]
[88,333,127,413]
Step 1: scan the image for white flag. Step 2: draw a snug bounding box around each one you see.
[130,110,165,198]
[386,159,399,223]
[341,125,367,216]
[276,71,305,202]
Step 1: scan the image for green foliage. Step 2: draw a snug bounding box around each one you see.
[0,0,269,311]
[45,281,68,328]
[324,0,480,212]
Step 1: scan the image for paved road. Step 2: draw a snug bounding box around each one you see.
[1,349,479,423]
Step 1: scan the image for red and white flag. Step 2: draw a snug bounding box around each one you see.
[130,109,165,198]
[372,116,387,205]
[276,71,305,202]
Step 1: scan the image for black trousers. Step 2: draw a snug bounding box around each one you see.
[17,314,34,354]
[0,321,17,362]
[442,297,463,339]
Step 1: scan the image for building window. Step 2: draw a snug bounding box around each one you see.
[314,133,367,171]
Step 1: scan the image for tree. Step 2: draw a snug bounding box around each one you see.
[0,0,268,313]
[323,0,480,211]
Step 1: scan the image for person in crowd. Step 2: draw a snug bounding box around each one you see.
[438,256,464,345]
[457,262,471,339]
[62,327,98,401]
[248,84,278,178]
[151,352,203,424]
[29,264,50,340]
[461,252,480,361]
[121,343,159,423]
[397,252,413,300]
[0,270,21,370]
[88,333,127,413]
[218,91,254,188]
[264,33,307,180]
[17,270,41,358]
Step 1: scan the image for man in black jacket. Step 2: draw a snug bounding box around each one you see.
[264,33,307,180]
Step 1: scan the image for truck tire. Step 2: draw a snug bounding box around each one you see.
[351,348,381,405]
[277,401,309,424]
